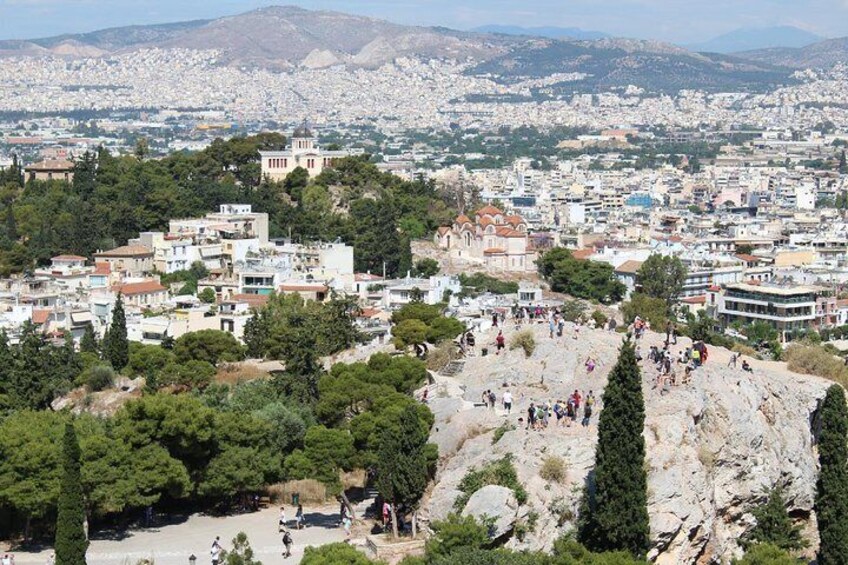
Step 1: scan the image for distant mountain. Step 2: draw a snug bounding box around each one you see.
[0,5,797,92]
[686,26,823,54]
[472,24,608,41]
[735,36,848,69]
[470,38,795,93]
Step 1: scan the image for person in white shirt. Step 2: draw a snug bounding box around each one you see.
[502,390,513,413]
[211,536,222,565]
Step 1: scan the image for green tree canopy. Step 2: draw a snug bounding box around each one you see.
[742,488,807,552]
[538,248,625,304]
[636,254,687,308]
[174,329,245,365]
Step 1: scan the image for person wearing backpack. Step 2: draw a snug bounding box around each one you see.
[282,530,293,559]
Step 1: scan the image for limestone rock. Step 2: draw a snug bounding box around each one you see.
[421,322,829,562]
[463,485,518,540]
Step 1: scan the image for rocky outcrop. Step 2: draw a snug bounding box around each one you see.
[463,485,519,540]
[419,323,829,563]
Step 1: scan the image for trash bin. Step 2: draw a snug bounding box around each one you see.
[292,493,300,506]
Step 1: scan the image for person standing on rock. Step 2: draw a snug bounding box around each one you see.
[728,352,738,369]
[582,398,593,427]
[495,331,506,355]
[488,390,496,410]
[503,390,513,413]
[527,403,537,430]
[481,390,490,408]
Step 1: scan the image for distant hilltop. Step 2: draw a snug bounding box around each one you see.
[0,5,844,91]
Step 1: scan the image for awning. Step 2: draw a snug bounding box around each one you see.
[71,312,93,324]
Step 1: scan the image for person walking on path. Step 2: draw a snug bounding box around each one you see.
[282,529,293,559]
[503,390,513,413]
[295,504,304,529]
[278,506,287,532]
[211,537,223,565]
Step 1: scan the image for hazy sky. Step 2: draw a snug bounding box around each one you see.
[1,0,847,43]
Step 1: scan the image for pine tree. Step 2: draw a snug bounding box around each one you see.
[743,488,807,552]
[79,325,98,355]
[816,384,848,565]
[840,150,847,175]
[579,339,650,558]
[55,422,88,565]
[105,294,128,370]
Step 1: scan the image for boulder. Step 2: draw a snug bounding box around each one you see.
[462,485,518,540]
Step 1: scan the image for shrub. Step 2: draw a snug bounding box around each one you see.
[560,300,586,322]
[539,456,567,484]
[267,479,328,505]
[510,330,536,358]
[732,343,760,360]
[591,310,608,327]
[427,341,460,372]
[84,365,115,392]
[621,293,667,329]
[491,423,514,445]
[426,513,489,558]
[454,455,528,510]
[784,344,848,385]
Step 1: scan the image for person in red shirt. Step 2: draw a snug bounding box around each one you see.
[495,331,506,355]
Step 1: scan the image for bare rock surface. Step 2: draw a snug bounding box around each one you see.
[419,322,829,562]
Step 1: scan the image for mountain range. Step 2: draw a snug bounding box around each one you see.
[0,5,844,91]
[686,26,824,54]
[471,25,608,41]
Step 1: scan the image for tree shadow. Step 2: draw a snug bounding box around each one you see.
[299,511,343,530]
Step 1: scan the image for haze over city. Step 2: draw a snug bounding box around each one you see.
[2,0,848,43]
[3,1,848,564]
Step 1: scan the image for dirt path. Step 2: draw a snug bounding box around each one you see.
[11,505,346,565]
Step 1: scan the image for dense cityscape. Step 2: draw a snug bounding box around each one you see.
[3,3,848,565]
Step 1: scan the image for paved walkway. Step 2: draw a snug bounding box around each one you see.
[12,506,346,565]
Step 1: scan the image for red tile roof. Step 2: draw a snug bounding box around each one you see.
[614,260,643,274]
[230,293,270,307]
[571,249,595,260]
[32,309,50,325]
[112,280,167,296]
[93,262,111,275]
[52,255,87,262]
[681,295,707,304]
[455,214,473,225]
[495,227,526,238]
[476,205,503,217]
[437,226,451,236]
[708,285,722,292]
[95,245,153,258]
[280,284,329,292]
[735,254,760,262]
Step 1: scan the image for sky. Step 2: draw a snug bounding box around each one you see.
[1,0,848,43]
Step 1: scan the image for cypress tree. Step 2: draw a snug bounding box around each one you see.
[579,339,649,557]
[816,384,848,565]
[79,325,98,355]
[105,294,128,370]
[55,422,88,565]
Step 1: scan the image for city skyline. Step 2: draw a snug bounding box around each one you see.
[1,0,847,45]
